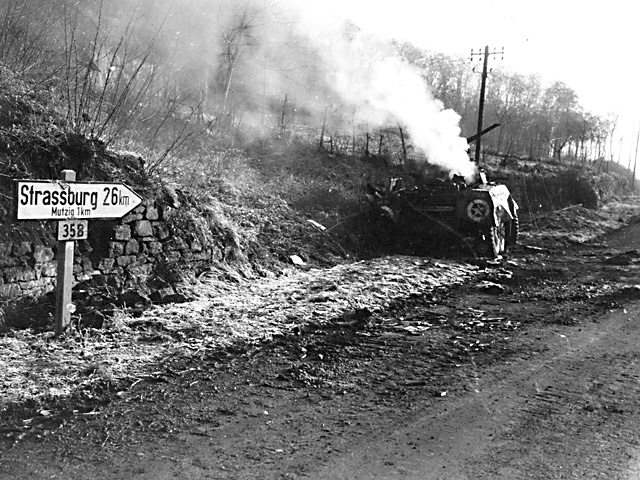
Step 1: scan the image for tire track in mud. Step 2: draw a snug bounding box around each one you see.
[476,313,640,480]
[315,303,640,480]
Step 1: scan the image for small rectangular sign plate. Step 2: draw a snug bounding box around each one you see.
[57,220,89,241]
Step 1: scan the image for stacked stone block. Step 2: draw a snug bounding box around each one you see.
[0,241,56,299]
[0,198,223,304]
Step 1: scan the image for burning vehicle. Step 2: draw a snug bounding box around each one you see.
[366,126,519,258]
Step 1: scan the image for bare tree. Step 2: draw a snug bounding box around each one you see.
[217,7,257,128]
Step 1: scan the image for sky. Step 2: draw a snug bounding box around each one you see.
[305,0,639,164]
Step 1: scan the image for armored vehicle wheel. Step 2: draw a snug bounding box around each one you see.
[506,214,519,246]
[476,222,506,258]
[491,222,507,256]
[506,199,519,246]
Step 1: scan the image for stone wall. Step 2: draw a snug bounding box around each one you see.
[0,191,226,313]
[0,241,56,300]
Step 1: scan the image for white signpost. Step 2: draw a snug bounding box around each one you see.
[16,170,143,335]
[16,179,142,220]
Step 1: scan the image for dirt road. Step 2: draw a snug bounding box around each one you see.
[319,301,640,479]
[2,206,640,479]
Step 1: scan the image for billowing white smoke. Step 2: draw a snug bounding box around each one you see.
[317,27,477,180]
[335,51,475,179]
[111,0,478,179]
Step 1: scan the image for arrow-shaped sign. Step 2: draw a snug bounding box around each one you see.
[16,181,143,220]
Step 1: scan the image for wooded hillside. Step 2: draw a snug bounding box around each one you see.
[0,0,618,176]
[397,43,617,164]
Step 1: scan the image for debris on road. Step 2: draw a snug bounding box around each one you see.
[603,250,640,265]
[289,254,307,266]
[475,281,507,294]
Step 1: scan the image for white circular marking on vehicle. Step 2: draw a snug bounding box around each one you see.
[466,199,490,222]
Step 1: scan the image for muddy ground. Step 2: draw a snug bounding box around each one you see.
[2,199,640,479]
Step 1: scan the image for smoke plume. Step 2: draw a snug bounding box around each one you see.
[74,0,478,179]
[284,2,476,179]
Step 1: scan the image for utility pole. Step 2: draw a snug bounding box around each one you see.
[633,124,639,189]
[470,46,504,164]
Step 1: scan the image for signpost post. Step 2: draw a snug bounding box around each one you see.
[16,170,143,335]
[54,170,76,334]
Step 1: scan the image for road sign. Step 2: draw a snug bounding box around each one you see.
[15,170,146,335]
[57,219,89,241]
[16,180,142,220]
